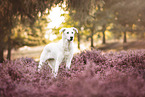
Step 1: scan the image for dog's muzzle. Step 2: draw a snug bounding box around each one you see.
[69,37,73,41]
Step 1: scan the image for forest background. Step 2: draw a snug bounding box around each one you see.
[0,0,145,62]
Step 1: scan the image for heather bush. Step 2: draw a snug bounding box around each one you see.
[0,50,145,97]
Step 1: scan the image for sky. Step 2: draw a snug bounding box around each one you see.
[45,5,68,40]
[47,6,66,29]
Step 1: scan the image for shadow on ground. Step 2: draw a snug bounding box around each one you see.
[97,40,145,52]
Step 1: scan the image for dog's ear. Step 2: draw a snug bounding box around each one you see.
[59,28,66,34]
[72,27,78,33]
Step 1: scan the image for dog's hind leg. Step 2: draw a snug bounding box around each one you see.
[48,59,56,75]
[38,50,49,70]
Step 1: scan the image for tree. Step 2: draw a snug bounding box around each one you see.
[66,0,104,48]
[0,0,63,62]
[66,0,145,46]
[92,3,114,44]
[110,0,145,43]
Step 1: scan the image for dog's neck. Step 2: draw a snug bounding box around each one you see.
[62,38,72,51]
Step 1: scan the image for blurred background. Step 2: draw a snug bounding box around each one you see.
[0,0,145,62]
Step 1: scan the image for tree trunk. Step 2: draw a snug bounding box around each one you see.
[77,32,80,49]
[102,25,106,44]
[123,31,127,43]
[0,29,5,63]
[7,35,11,60]
[90,24,96,48]
[7,29,12,60]
[0,48,4,63]
[90,29,94,48]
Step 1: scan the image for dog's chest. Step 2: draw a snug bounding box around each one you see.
[64,50,70,56]
[63,42,72,56]
[62,49,71,62]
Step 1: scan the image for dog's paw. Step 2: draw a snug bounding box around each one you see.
[37,68,41,72]
[53,72,58,78]
[37,65,41,72]
[66,67,70,71]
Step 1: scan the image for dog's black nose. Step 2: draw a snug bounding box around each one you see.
[70,37,73,41]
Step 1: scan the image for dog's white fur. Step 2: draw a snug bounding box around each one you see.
[38,27,78,77]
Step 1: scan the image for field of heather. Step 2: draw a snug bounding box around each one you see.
[0,49,145,97]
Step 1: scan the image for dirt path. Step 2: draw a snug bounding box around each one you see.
[97,40,145,52]
[4,40,145,61]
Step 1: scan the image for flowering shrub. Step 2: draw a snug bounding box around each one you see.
[0,50,145,97]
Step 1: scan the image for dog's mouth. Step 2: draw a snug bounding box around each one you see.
[68,39,73,41]
[68,37,73,41]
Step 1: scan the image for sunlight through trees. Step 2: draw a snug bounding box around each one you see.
[0,0,145,62]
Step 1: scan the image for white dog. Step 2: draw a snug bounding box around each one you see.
[38,27,78,77]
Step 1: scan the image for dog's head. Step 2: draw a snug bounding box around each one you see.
[59,27,78,41]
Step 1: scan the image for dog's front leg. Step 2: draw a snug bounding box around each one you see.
[54,57,63,77]
[38,49,48,71]
[66,54,73,70]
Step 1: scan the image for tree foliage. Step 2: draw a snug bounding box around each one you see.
[66,0,145,45]
[0,0,145,62]
[0,0,63,62]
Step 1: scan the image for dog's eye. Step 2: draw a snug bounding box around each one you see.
[72,32,73,34]
[67,32,69,34]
